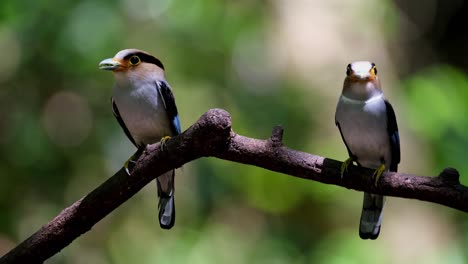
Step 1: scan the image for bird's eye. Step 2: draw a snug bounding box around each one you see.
[129,56,141,65]
[371,66,378,75]
[346,64,352,76]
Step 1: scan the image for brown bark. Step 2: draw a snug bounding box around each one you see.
[1,108,467,263]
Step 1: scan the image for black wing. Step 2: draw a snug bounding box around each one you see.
[157,81,181,135]
[111,98,138,148]
[385,100,400,172]
[336,121,355,160]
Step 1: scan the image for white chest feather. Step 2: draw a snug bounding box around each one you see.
[335,95,391,169]
[113,82,171,146]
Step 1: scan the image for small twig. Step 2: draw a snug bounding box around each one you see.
[269,125,284,147]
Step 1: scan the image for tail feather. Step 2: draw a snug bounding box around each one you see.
[359,192,385,240]
[157,170,175,229]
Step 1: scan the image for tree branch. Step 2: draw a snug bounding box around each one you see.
[1,108,467,263]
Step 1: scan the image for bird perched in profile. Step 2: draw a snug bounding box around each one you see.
[99,49,181,229]
[335,61,400,239]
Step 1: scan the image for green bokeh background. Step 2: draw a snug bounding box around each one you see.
[1,0,467,263]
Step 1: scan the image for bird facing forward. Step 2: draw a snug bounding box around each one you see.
[335,61,400,239]
[99,49,181,229]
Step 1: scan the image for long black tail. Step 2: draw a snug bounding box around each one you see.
[156,170,175,229]
[359,193,384,240]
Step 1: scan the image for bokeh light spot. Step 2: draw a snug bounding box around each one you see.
[64,1,123,55]
[0,27,21,83]
[121,0,173,21]
[232,30,282,94]
[41,91,93,148]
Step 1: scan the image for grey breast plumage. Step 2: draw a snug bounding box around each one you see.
[113,80,172,146]
[335,94,392,169]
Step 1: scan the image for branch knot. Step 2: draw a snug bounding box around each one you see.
[438,167,460,185]
[269,125,284,148]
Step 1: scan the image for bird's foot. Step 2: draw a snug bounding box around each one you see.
[124,150,143,175]
[341,157,353,178]
[160,136,171,151]
[373,164,386,186]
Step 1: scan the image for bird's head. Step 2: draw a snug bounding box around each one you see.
[99,49,165,85]
[342,61,382,101]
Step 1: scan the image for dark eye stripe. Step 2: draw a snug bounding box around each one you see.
[123,52,165,69]
[346,64,352,75]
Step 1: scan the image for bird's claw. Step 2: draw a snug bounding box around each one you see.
[341,157,353,178]
[123,152,140,176]
[160,136,171,151]
[373,164,386,186]
[124,163,131,175]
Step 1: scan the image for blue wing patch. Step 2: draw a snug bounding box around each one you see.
[172,115,182,135]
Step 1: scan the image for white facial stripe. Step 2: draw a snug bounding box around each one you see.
[114,49,143,60]
[350,61,373,75]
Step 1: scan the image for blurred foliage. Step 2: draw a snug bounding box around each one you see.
[0,0,468,263]
[404,66,468,182]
